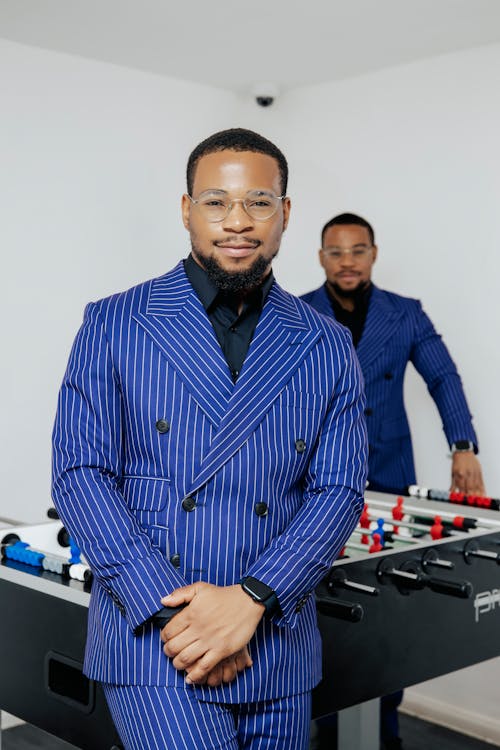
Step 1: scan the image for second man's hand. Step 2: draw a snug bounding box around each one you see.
[450,451,485,496]
[160,582,264,685]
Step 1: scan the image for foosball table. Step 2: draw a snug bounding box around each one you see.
[2,489,500,750]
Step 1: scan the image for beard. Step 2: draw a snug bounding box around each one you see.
[191,244,278,293]
[329,279,370,301]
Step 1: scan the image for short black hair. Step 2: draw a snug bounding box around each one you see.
[321,212,375,247]
[186,128,288,196]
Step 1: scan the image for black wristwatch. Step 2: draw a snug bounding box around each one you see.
[241,576,279,615]
[451,440,477,454]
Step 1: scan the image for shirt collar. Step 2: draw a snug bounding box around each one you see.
[184,253,274,313]
[184,253,219,310]
[325,281,373,315]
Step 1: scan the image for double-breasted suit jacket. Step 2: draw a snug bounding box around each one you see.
[301,284,477,492]
[52,261,367,703]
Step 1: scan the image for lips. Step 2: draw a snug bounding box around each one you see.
[214,238,261,258]
[338,273,359,280]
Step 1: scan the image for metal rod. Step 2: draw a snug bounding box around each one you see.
[366,498,500,528]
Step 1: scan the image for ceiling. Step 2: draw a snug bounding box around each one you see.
[1,0,500,95]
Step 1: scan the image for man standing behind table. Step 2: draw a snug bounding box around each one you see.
[302,212,484,497]
[52,130,367,750]
[302,212,484,750]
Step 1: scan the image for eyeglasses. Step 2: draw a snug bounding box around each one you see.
[320,246,374,261]
[187,190,286,222]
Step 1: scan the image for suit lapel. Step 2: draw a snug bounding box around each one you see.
[133,263,233,426]
[305,284,403,372]
[356,285,403,371]
[189,283,322,492]
[306,285,333,318]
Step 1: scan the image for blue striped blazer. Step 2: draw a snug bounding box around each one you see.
[301,284,477,492]
[52,262,367,702]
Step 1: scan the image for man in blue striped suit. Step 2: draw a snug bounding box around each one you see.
[52,130,368,750]
[303,212,484,750]
[302,212,484,497]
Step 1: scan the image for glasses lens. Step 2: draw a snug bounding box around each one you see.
[244,191,280,220]
[191,190,282,222]
[194,191,230,222]
[323,247,371,260]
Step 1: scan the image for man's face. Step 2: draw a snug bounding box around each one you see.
[319,224,377,294]
[182,150,290,291]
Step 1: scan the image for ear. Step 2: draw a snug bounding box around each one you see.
[281,197,291,232]
[318,249,326,269]
[181,194,191,230]
[371,244,378,264]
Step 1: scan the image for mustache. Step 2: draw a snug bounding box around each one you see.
[213,237,261,247]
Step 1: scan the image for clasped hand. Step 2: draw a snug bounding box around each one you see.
[160,582,264,687]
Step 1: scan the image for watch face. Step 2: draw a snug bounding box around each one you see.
[453,441,475,453]
[242,576,273,602]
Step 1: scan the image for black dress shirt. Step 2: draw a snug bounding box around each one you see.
[148,256,275,629]
[184,254,274,382]
[325,282,372,348]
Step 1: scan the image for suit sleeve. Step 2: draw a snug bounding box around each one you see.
[52,302,188,632]
[245,328,368,627]
[410,302,478,448]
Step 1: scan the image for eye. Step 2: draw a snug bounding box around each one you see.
[248,199,273,208]
[202,198,227,208]
[324,248,342,259]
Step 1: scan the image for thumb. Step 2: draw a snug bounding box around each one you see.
[161,584,198,607]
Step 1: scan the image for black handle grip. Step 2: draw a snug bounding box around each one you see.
[152,605,187,628]
[1,533,21,549]
[57,527,71,548]
[425,576,473,599]
[316,597,364,623]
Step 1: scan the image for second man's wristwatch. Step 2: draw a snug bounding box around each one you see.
[451,440,477,454]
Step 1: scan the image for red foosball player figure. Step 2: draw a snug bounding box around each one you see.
[430,515,450,540]
[369,532,383,553]
[392,496,405,521]
[360,504,370,529]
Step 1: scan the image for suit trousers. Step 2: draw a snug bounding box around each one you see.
[103,683,312,750]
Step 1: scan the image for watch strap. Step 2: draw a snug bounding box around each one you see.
[451,440,477,454]
[241,576,280,615]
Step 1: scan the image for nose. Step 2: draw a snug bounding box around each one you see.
[339,250,355,266]
[222,200,254,232]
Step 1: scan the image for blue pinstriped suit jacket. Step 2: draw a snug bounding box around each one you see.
[52,262,367,703]
[301,284,477,492]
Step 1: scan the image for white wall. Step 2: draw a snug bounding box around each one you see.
[0,39,239,523]
[2,37,500,738]
[267,43,500,496]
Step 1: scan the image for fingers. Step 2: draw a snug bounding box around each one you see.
[164,646,253,688]
[186,652,246,686]
[219,657,238,684]
[185,651,222,685]
[161,583,198,608]
[451,454,486,496]
[163,645,254,688]
[234,646,253,671]
[162,619,201,656]
[206,664,223,687]
[161,585,260,685]
[165,640,206,671]
[203,658,236,688]
[451,472,485,495]
[160,613,189,644]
